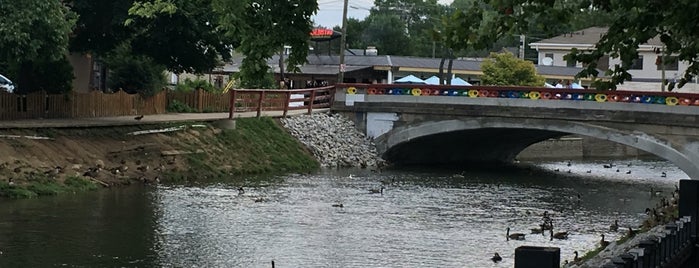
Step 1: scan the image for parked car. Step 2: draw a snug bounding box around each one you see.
[0,74,15,93]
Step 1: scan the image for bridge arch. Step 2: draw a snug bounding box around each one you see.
[375,118,699,179]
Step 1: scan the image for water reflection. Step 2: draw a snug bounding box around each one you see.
[0,159,686,268]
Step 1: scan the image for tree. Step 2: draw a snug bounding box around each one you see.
[103,44,166,95]
[480,51,545,86]
[214,0,317,88]
[446,0,699,90]
[127,0,234,75]
[361,14,410,56]
[0,0,77,93]
[69,0,135,56]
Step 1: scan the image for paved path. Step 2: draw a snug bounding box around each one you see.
[0,109,325,129]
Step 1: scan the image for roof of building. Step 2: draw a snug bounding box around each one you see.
[531,27,663,47]
[217,53,591,79]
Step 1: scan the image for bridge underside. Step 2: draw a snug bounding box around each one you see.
[383,128,567,166]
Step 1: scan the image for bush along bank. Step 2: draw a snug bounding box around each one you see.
[0,117,319,199]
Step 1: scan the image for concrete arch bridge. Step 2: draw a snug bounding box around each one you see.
[332,84,699,179]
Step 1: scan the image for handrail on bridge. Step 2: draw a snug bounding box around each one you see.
[336,83,699,107]
[227,86,335,119]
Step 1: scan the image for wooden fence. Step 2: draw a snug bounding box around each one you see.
[0,86,335,121]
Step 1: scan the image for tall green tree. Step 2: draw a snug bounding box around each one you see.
[127,0,234,74]
[445,0,699,90]
[0,0,77,93]
[361,14,410,56]
[480,51,545,86]
[70,0,135,56]
[214,0,317,88]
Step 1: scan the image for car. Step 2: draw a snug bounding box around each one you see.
[0,73,15,93]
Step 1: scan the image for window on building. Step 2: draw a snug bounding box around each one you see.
[544,53,553,59]
[630,56,643,70]
[656,56,679,71]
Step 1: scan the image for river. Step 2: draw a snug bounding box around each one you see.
[0,159,687,268]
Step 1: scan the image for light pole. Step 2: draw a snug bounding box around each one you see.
[338,0,349,84]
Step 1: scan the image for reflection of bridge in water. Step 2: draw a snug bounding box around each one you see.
[332,84,699,179]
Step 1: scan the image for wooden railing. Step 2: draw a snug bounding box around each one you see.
[0,86,335,121]
[228,86,335,119]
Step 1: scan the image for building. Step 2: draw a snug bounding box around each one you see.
[205,47,589,89]
[529,27,698,92]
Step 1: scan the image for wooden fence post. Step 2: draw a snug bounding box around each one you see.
[196,88,204,112]
[283,91,291,117]
[307,89,316,114]
[229,90,236,119]
[257,90,265,117]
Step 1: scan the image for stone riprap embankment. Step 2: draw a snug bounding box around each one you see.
[281,113,386,168]
[570,224,669,267]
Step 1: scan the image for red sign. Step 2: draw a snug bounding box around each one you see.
[311,28,334,39]
[310,27,340,41]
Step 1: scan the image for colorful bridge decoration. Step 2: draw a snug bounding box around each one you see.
[342,84,699,106]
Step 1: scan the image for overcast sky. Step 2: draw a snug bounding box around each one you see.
[313,0,454,28]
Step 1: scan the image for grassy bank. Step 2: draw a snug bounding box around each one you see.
[169,117,320,181]
[0,117,319,199]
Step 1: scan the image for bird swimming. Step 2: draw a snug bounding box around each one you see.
[491,252,502,263]
[550,229,569,240]
[369,186,384,195]
[134,115,144,120]
[506,227,526,241]
[610,220,619,232]
[600,234,610,248]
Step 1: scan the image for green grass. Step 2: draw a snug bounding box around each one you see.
[181,117,319,179]
[0,175,99,199]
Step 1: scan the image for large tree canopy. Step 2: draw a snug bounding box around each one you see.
[126,0,234,74]
[444,0,699,90]
[214,0,317,88]
[0,0,77,93]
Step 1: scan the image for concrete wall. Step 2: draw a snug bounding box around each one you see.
[518,135,654,160]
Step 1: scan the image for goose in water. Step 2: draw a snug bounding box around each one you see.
[506,227,526,241]
[238,187,245,195]
[600,234,610,248]
[530,227,544,234]
[609,220,619,232]
[369,186,384,195]
[550,229,569,240]
[331,203,343,208]
[491,252,502,263]
[573,251,580,263]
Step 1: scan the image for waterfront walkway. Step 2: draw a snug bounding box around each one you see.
[0,109,321,129]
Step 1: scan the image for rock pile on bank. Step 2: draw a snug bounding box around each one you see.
[281,112,386,168]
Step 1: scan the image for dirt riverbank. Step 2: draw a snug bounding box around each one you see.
[0,118,319,198]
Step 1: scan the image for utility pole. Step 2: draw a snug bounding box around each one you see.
[519,34,526,59]
[337,0,349,84]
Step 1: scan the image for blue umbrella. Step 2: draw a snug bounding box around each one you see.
[450,77,472,86]
[394,75,426,84]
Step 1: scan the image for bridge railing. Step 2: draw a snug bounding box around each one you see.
[337,83,699,107]
[227,86,335,119]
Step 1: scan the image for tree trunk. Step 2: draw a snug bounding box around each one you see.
[438,57,445,85]
[446,50,454,85]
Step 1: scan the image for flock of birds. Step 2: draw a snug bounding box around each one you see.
[491,185,680,266]
[493,210,617,265]
[552,161,669,178]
